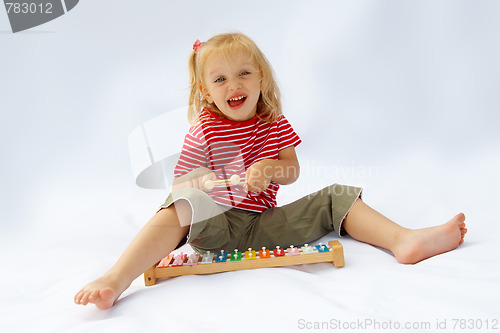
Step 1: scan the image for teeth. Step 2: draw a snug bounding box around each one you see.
[229,96,245,101]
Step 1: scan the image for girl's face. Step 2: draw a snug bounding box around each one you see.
[202,51,261,122]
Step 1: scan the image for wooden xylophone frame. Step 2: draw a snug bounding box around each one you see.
[144,240,344,286]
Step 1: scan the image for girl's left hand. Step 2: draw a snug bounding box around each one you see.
[245,160,273,192]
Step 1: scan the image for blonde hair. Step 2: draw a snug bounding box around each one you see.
[188,32,281,125]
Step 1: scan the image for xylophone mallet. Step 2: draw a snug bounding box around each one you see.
[204,174,244,190]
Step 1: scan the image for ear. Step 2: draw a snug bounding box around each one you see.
[200,84,213,104]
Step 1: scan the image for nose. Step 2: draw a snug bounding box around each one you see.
[227,78,242,91]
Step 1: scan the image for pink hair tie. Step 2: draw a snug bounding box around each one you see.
[193,40,203,54]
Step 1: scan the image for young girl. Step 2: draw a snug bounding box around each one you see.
[74,32,467,309]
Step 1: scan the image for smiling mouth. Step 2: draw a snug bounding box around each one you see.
[227,95,247,109]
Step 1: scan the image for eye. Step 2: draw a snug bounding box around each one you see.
[214,77,225,83]
[240,71,250,76]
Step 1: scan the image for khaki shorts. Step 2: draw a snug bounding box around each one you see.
[159,184,362,254]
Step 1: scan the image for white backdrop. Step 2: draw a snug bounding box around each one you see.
[1,1,499,332]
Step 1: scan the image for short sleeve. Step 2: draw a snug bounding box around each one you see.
[277,115,302,151]
[174,131,208,177]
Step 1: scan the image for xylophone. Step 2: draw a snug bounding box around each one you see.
[144,240,344,286]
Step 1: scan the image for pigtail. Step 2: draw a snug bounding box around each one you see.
[254,50,282,122]
[187,50,202,125]
[257,72,282,123]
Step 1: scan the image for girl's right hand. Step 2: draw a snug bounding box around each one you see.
[172,167,216,192]
[189,167,217,192]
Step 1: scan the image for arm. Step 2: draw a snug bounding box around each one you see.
[245,146,300,193]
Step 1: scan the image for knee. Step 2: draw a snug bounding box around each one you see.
[156,201,192,229]
[173,199,193,227]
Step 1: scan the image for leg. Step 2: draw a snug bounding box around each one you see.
[342,199,467,264]
[74,200,191,309]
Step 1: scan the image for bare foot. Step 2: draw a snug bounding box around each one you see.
[74,273,130,309]
[393,213,467,264]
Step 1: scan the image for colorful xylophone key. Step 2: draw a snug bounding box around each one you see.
[201,251,214,264]
[245,248,256,260]
[172,253,187,267]
[301,243,315,254]
[230,249,242,261]
[185,253,200,266]
[287,245,300,255]
[215,250,227,263]
[259,247,271,258]
[273,246,285,257]
[315,243,329,253]
[158,254,174,267]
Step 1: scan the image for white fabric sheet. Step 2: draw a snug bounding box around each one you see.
[2,158,498,333]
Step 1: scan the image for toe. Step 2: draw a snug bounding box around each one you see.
[88,289,100,302]
[100,288,113,301]
[94,288,116,309]
[74,290,83,304]
[76,290,87,304]
[80,291,91,305]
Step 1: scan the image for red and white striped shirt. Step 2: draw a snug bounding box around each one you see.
[174,108,301,212]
